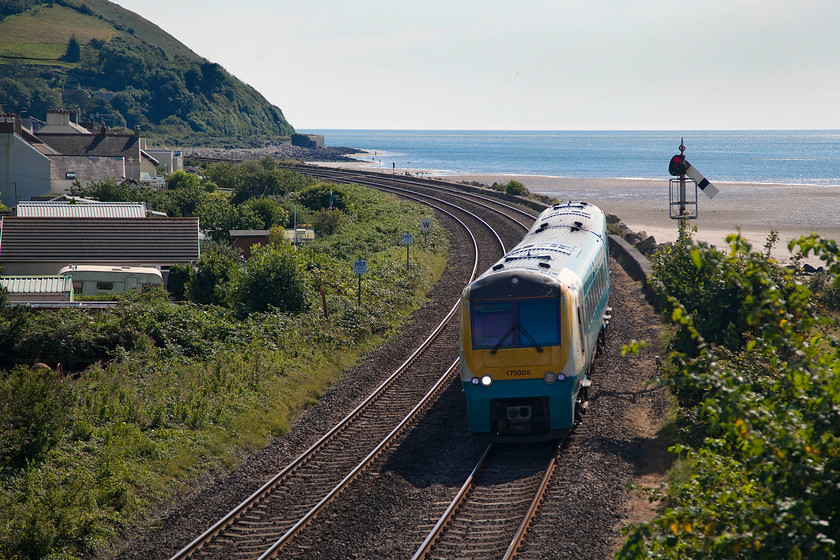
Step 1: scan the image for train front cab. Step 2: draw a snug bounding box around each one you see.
[460,270,585,442]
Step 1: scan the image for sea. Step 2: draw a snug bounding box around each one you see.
[300,130,840,186]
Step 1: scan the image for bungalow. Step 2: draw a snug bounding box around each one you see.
[0,216,200,278]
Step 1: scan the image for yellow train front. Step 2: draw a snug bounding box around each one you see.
[459,201,610,441]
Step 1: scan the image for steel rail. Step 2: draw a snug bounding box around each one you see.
[169,193,496,560]
[285,164,540,223]
[502,441,565,559]
[292,166,535,233]
[412,437,566,560]
[258,359,462,559]
[410,442,494,560]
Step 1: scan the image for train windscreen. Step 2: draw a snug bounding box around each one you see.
[471,299,560,350]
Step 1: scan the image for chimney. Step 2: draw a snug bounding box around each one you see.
[47,109,71,127]
[134,124,141,138]
[0,114,22,135]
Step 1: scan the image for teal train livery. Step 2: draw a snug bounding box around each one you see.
[460,201,611,441]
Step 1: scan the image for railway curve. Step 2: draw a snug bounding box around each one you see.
[117,167,671,560]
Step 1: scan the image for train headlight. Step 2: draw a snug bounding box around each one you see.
[543,371,557,384]
[470,376,494,387]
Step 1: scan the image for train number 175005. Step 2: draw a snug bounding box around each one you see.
[506,369,531,377]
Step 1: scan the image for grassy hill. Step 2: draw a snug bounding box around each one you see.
[0,0,294,146]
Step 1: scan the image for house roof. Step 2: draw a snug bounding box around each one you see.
[0,275,72,294]
[0,217,199,264]
[35,133,143,161]
[17,201,147,218]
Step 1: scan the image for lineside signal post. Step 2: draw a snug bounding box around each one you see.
[668,139,718,228]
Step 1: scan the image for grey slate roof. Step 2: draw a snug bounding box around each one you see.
[0,217,199,264]
[36,133,143,161]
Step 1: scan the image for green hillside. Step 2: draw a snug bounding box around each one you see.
[0,0,295,145]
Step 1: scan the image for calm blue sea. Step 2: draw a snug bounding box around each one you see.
[300,130,840,186]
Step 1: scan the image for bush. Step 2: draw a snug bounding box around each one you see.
[298,184,349,212]
[166,264,191,301]
[650,230,758,354]
[187,242,242,305]
[312,208,346,236]
[619,234,840,559]
[503,180,527,196]
[0,365,71,469]
[243,197,288,229]
[233,243,309,314]
[166,169,200,190]
[808,269,840,311]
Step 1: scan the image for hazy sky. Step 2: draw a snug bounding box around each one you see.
[113,0,840,130]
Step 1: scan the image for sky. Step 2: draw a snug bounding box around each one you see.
[112,0,840,131]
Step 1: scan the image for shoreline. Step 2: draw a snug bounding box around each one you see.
[312,159,840,267]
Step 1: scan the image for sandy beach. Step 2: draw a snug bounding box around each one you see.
[315,159,840,267]
[446,174,840,263]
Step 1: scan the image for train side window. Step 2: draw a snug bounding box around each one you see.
[518,299,560,347]
[471,301,515,349]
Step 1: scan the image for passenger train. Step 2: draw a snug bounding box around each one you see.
[459,201,610,441]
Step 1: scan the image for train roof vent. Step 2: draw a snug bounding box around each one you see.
[538,262,551,269]
[571,220,584,232]
[492,263,505,271]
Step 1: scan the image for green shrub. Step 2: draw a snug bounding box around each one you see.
[503,180,527,196]
[297,184,349,212]
[0,365,71,469]
[619,233,840,559]
[311,208,347,236]
[649,230,778,355]
[808,269,840,311]
[233,243,309,314]
[167,264,191,301]
[187,242,242,305]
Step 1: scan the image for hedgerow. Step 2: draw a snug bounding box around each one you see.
[618,232,840,559]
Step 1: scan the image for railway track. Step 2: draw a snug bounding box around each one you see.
[169,177,531,559]
[129,165,670,560]
[285,165,539,228]
[413,440,564,560]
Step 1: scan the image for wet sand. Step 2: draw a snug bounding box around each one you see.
[445,174,840,265]
[313,160,840,266]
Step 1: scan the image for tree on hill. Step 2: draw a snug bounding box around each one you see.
[61,34,81,63]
